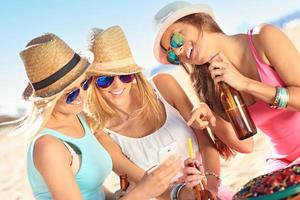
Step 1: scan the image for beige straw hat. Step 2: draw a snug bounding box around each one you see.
[87,26,143,76]
[20,33,91,100]
[153,1,214,64]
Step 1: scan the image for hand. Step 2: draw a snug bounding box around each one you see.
[134,155,181,199]
[187,103,216,130]
[209,52,250,91]
[179,159,219,200]
[180,158,207,189]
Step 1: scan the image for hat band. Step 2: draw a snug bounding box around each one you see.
[92,58,136,70]
[32,53,81,90]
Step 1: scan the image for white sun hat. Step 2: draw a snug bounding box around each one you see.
[153,1,214,64]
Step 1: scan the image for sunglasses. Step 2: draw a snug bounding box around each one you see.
[65,77,93,104]
[165,32,185,65]
[95,74,135,89]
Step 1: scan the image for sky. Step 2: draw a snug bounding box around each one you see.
[0,0,300,115]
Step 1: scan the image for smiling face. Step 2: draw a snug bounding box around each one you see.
[95,74,134,108]
[160,13,223,65]
[53,74,91,115]
[161,22,208,65]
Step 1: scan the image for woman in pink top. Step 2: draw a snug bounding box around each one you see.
[153,1,300,173]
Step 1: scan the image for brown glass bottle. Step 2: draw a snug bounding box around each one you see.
[219,82,257,140]
[187,162,214,200]
[119,174,130,198]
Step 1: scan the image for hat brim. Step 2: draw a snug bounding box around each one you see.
[153,4,214,64]
[23,57,91,101]
[87,65,143,76]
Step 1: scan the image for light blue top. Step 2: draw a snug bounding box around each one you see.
[27,113,112,200]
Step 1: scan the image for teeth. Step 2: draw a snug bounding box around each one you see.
[72,99,82,105]
[110,89,124,95]
[187,46,193,58]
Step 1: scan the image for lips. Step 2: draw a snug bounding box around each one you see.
[109,89,125,96]
[71,98,82,106]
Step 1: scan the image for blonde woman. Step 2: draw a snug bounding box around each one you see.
[0,33,180,200]
[85,26,232,199]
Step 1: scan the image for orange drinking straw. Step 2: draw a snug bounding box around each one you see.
[187,138,195,159]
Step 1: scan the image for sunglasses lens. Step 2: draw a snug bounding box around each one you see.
[66,88,80,104]
[170,32,184,48]
[120,74,135,83]
[81,77,93,90]
[167,50,180,65]
[96,76,114,88]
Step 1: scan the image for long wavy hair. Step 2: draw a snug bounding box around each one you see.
[84,72,164,133]
[177,13,235,160]
[0,84,60,140]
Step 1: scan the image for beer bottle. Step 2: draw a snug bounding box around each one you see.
[219,82,257,140]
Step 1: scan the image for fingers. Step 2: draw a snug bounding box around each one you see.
[208,61,227,71]
[185,174,207,188]
[154,155,181,179]
[187,113,197,126]
[184,157,195,166]
[207,112,216,127]
[187,109,210,129]
[210,68,224,79]
[218,52,230,63]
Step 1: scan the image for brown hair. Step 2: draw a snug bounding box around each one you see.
[178,13,235,159]
[84,72,164,133]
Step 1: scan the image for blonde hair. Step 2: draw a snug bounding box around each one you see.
[0,86,61,140]
[84,72,163,133]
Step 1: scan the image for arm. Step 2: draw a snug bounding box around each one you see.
[34,135,82,200]
[152,73,220,194]
[210,24,300,111]
[121,155,181,200]
[210,114,254,153]
[95,131,145,183]
[96,131,177,200]
[155,73,253,154]
[245,24,300,111]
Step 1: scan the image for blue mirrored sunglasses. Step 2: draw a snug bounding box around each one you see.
[165,32,185,65]
[95,74,135,89]
[65,77,93,104]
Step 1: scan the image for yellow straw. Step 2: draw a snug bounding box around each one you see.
[187,138,195,159]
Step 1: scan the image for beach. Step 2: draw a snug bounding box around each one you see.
[0,25,299,199]
[0,70,271,199]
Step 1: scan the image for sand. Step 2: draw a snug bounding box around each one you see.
[0,25,299,199]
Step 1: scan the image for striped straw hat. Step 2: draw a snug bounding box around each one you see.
[87,26,143,76]
[20,33,91,100]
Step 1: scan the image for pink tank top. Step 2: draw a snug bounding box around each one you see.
[247,29,300,163]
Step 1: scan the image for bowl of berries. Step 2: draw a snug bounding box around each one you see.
[233,164,300,200]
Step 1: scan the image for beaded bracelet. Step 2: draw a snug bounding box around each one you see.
[205,171,221,186]
[270,87,289,109]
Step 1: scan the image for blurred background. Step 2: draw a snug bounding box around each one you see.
[0,0,300,199]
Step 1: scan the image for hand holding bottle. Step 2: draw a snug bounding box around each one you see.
[208,52,250,92]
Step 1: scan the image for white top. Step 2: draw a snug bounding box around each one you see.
[103,80,200,171]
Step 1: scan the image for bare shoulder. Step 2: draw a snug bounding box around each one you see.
[256,24,289,49]
[152,73,181,105]
[152,73,181,92]
[33,135,69,170]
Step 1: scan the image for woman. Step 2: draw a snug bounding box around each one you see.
[1,33,180,200]
[85,26,232,199]
[153,1,300,173]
